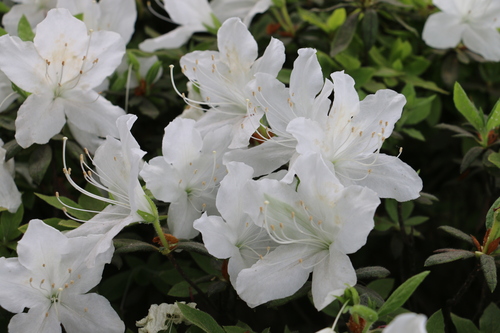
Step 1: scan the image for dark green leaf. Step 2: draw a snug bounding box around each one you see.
[488,151,500,168]
[145,60,163,85]
[480,254,497,292]
[401,128,425,141]
[402,75,448,94]
[177,241,210,256]
[460,146,484,173]
[424,250,474,266]
[453,82,484,132]
[479,302,500,333]
[404,216,429,226]
[438,226,474,245]
[384,199,398,222]
[362,8,378,52]
[29,144,52,185]
[177,302,225,333]
[426,310,445,333]
[168,281,210,297]
[3,139,23,161]
[486,197,500,229]
[435,123,476,138]
[356,266,391,280]
[451,314,480,333]
[223,326,253,333]
[377,271,430,317]
[330,10,360,57]
[17,15,35,42]
[0,205,23,242]
[35,193,94,221]
[367,278,395,300]
[113,239,158,254]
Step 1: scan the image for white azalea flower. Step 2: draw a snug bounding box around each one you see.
[236,154,380,310]
[224,48,333,175]
[0,8,126,148]
[193,162,277,286]
[57,0,137,44]
[383,313,427,333]
[0,139,22,213]
[0,219,125,333]
[178,17,285,148]
[422,0,500,61]
[139,0,271,52]
[63,114,152,266]
[1,0,57,35]
[286,71,423,201]
[140,118,232,239]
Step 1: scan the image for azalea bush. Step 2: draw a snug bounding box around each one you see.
[1,0,500,332]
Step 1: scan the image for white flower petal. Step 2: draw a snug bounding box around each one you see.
[251,37,285,78]
[463,25,500,61]
[289,48,324,112]
[139,25,201,52]
[311,247,356,310]
[217,18,258,71]
[8,305,60,333]
[193,214,238,259]
[383,313,427,333]
[422,12,465,49]
[162,118,202,165]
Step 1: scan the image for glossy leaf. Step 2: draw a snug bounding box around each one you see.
[177,302,225,333]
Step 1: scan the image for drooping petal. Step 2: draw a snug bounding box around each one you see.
[141,157,182,203]
[422,12,464,49]
[8,304,61,333]
[236,244,322,307]
[193,213,238,260]
[63,89,124,139]
[58,293,125,333]
[167,192,203,239]
[462,25,500,61]
[0,145,22,213]
[311,247,356,310]
[337,153,422,201]
[139,25,201,52]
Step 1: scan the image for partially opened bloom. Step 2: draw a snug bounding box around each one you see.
[179,17,285,148]
[286,71,422,201]
[0,139,22,213]
[57,0,137,44]
[0,8,126,148]
[193,162,277,286]
[422,0,500,61]
[0,219,124,333]
[64,114,152,266]
[141,118,232,239]
[1,0,57,35]
[383,313,427,333]
[139,0,271,52]
[236,154,380,310]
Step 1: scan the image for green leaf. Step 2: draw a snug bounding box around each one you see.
[223,326,254,333]
[404,216,429,226]
[3,139,23,161]
[453,82,484,132]
[168,281,210,297]
[356,266,391,280]
[35,193,94,221]
[29,144,52,185]
[479,303,500,333]
[426,309,445,333]
[334,52,361,71]
[424,250,474,266]
[485,197,500,229]
[176,241,210,256]
[113,239,158,254]
[384,199,398,222]
[145,60,163,85]
[297,7,329,33]
[488,151,500,168]
[326,8,346,32]
[0,205,24,242]
[377,271,430,317]
[460,146,484,173]
[17,15,35,42]
[362,8,378,52]
[451,314,480,333]
[177,302,225,333]
[402,75,448,94]
[486,99,500,131]
[350,304,378,322]
[480,254,497,292]
[0,27,7,36]
[404,95,436,125]
[438,226,474,245]
[0,2,10,13]
[330,10,360,57]
[401,128,425,141]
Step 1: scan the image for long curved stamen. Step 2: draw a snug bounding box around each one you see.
[0,92,17,110]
